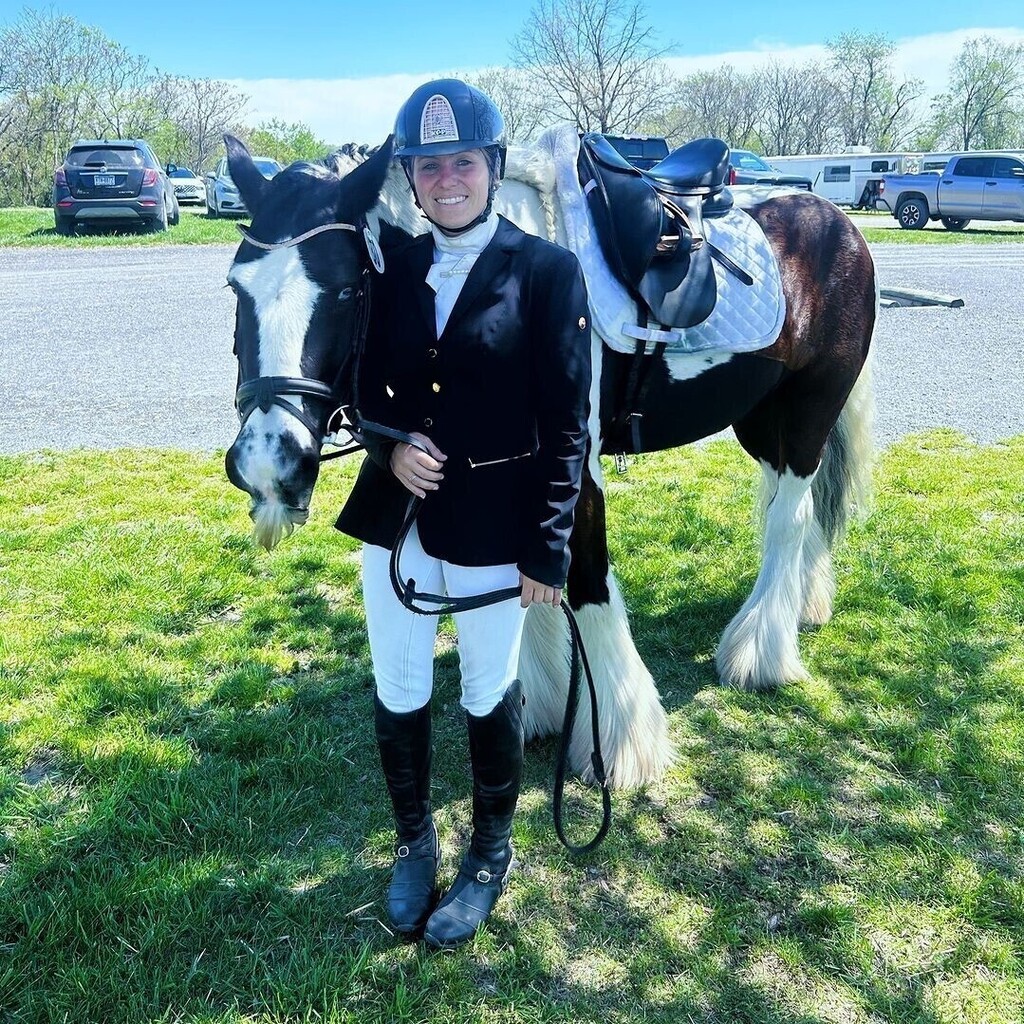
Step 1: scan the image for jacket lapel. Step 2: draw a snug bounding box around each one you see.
[440,217,524,340]
[402,233,438,340]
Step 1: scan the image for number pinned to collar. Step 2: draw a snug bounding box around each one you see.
[364,226,385,274]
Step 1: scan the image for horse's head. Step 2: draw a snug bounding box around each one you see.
[223,134,393,548]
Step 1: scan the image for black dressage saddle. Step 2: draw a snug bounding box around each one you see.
[577,133,746,330]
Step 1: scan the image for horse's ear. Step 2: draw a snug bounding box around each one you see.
[341,135,394,215]
[225,133,270,216]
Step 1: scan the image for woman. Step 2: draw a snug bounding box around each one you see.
[336,79,591,949]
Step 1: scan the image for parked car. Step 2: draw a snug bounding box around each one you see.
[728,149,812,190]
[205,155,282,217]
[878,151,1024,229]
[602,134,670,170]
[52,139,179,235]
[167,165,206,206]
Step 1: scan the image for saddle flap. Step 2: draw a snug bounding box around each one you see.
[578,135,663,287]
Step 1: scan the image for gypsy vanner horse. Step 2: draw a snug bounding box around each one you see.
[223,134,875,789]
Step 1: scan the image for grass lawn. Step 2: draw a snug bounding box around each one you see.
[1,433,1023,1023]
[4,205,1024,249]
[0,207,242,247]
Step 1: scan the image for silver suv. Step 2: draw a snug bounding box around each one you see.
[53,139,180,235]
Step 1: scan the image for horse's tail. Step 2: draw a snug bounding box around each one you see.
[812,351,875,547]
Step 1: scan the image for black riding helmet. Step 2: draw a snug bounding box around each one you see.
[395,79,508,231]
[395,78,507,171]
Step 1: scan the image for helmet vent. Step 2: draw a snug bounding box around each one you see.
[420,94,459,144]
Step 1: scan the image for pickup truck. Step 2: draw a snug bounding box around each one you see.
[877,151,1024,230]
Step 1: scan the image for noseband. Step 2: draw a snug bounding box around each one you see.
[232,220,372,456]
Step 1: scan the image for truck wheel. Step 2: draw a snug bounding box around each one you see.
[941,216,970,232]
[896,197,928,230]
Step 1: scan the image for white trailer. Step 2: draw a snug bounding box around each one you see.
[769,148,921,208]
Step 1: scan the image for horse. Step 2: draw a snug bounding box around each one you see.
[222,131,876,790]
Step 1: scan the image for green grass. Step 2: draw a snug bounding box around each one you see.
[5,205,1024,248]
[857,223,1024,244]
[2,433,1023,1023]
[0,207,242,247]
[845,208,1024,243]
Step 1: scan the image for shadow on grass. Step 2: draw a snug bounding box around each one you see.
[3,452,1022,1022]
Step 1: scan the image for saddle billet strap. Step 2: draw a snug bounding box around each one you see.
[708,242,755,286]
[612,336,668,454]
[356,420,611,854]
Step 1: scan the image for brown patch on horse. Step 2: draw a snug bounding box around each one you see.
[749,194,875,373]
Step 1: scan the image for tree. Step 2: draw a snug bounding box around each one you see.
[464,66,548,143]
[244,119,329,166]
[153,74,248,172]
[656,66,764,148]
[512,0,677,133]
[826,32,922,149]
[929,36,1024,150]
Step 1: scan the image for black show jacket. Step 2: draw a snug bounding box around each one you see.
[335,216,591,588]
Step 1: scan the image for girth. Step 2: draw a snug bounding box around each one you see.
[577,133,741,332]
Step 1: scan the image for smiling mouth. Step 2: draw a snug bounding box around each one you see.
[435,196,468,206]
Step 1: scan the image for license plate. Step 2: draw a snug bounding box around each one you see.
[95,174,115,186]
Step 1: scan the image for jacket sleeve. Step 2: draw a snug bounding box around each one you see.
[517,249,592,589]
[354,283,398,473]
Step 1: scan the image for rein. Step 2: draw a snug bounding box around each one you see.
[357,421,612,855]
[233,220,611,855]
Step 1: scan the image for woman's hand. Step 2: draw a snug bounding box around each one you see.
[520,573,561,608]
[389,432,447,498]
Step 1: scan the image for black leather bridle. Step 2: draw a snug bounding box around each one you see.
[231,218,611,854]
[232,220,371,461]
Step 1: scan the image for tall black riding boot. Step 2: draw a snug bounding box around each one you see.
[374,694,440,936]
[424,679,524,950]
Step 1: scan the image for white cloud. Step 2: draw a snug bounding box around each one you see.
[232,27,1024,144]
[227,72,442,146]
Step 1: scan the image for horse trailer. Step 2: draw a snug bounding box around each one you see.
[768,149,921,208]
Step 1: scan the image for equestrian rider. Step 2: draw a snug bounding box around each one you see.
[335,79,592,949]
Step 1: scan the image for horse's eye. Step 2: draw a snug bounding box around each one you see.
[338,287,354,301]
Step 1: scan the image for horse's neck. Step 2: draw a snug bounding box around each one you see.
[370,144,563,246]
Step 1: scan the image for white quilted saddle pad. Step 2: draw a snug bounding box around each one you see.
[541,125,786,356]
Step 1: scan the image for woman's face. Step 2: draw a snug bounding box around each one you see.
[412,149,490,231]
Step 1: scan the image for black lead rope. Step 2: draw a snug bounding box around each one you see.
[355,421,612,855]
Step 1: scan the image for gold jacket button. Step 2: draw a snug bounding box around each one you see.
[432,382,441,393]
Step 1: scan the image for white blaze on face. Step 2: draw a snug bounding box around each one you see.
[229,247,322,502]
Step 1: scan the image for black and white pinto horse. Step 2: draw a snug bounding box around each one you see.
[223,134,876,789]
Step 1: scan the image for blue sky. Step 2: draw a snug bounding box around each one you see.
[4,0,1020,78]
[2,1,1022,141]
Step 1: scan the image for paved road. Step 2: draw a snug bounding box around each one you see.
[1,243,1023,454]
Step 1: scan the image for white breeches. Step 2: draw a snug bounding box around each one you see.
[362,524,528,716]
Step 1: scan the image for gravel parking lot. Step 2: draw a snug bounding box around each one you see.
[1,242,1023,454]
